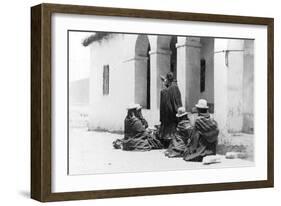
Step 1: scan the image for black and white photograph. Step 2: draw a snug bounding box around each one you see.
[29,2,274,202]
[68,31,255,175]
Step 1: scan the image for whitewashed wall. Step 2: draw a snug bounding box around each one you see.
[214,39,254,134]
[88,34,137,131]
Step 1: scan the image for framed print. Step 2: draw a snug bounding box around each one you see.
[31,3,274,202]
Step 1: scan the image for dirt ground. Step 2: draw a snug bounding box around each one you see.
[68,128,254,175]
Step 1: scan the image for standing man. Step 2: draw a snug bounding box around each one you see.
[159,72,182,148]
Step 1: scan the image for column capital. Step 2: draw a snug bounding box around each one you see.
[176,40,202,49]
[149,49,172,56]
[176,37,201,49]
[123,55,148,63]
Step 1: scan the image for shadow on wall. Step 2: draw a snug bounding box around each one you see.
[18,190,30,198]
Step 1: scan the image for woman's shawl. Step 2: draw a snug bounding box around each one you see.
[121,116,163,151]
[140,117,148,129]
[124,116,146,140]
[183,113,219,162]
[165,120,195,157]
[194,113,219,143]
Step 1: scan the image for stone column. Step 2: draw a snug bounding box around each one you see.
[214,39,245,134]
[149,49,171,109]
[226,40,245,132]
[176,37,201,111]
[214,39,228,134]
[134,56,148,108]
[176,37,187,109]
[242,40,254,133]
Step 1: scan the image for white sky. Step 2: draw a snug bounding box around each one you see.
[69,31,94,82]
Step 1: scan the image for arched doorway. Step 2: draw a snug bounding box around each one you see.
[156,35,177,78]
[170,36,177,79]
[135,35,151,109]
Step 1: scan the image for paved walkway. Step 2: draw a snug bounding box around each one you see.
[69,128,254,175]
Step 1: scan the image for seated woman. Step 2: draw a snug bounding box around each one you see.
[113,104,163,151]
[183,99,219,162]
[165,107,194,158]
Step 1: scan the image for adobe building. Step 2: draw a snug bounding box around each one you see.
[83,33,254,135]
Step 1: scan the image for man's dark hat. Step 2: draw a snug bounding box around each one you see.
[166,72,174,82]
